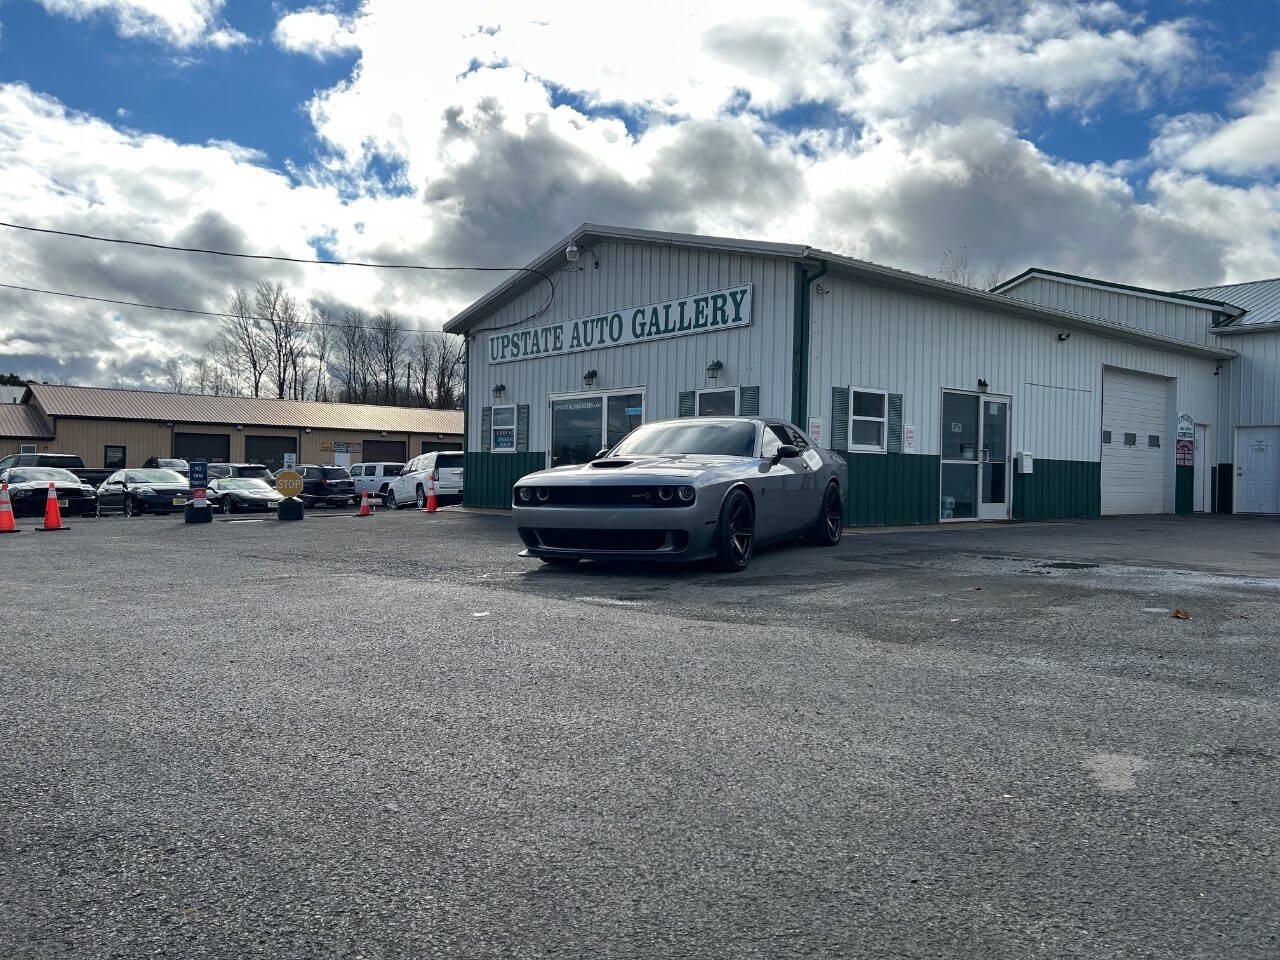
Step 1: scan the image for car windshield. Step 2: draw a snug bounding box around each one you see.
[158,459,188,469]
[10,467,79,483]
[610,421,757,458]
[238,466,271,478]
[219,478,272,491]
[126,469,186,484]
[323,468,350,479]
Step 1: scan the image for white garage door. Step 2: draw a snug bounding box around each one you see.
[1101,369,1169,515]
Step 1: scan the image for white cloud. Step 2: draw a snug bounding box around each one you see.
[273,8,357,60]
[1155,52,1280,176]
[1,0,1277,387]
[35,0,246,49]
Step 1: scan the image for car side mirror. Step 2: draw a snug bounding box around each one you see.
[593,447,611,461]
[771,443,800,464]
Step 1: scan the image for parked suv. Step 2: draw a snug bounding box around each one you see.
[272,464,355,507]
[349,462,404,501]
[208,462,273,480]
[142,457,190,477]
[384,451,464,509]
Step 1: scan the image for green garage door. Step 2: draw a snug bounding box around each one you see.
[245,435,297,472]
[174,432,230,463]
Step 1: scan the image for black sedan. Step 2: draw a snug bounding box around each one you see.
[207,477,284,514]
[0,467,98,517]
[96,468,191,517]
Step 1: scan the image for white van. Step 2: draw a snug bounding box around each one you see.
[349,462,405,500]
[384,451,464,509]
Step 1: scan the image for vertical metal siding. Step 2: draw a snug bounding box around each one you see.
[465,240,796,453]
[1003,277,1219,345]
[1220,330,1280,465]
[808,276,1220,495]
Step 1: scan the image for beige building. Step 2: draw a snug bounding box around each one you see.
[4,384,463,470]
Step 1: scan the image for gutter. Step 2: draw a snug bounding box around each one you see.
[1211,321,1280,335]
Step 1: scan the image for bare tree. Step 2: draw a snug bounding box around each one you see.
[984,257,1010,290]
[413,331,434,406]
[193,356,211,394]
[939,245,976,288]
[219,286,268,396]
[163,357,187,393]
[428,332,465,409]
[335,309,371,403]
[254,281,308,400]
[371,309,406,404]
[310,314,332,402]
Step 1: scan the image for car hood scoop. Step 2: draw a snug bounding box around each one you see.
[589,459,634,469]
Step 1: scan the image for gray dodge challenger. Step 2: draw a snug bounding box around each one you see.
[513,417,848,571]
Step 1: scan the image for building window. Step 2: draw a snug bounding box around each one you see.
[1148,435,1161,448]
[491,404,517,452]
[104,445,126,470]
[696,387,739,416]
[1124,433,1137,447]
[1102,430,1112,445]
[549,389,645,467]
[19,443,36,454]
[850,388,887,452]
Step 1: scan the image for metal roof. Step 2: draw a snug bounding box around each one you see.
[1180,278,1280,330]
[0,386,25,405]
[444,223,1234,360]
[24,384,464,435]
[992,267,1246,314]
[0,402,54,439]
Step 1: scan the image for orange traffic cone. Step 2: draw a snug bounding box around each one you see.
[358,490,372,517]
[0,483,19,533]
[37,482,67,532]
[424,483,438,514]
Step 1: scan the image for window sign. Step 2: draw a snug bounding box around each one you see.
[492,404,517,453]
[549,390,644,466]
[488,285,753,364]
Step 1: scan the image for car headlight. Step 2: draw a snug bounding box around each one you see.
[517,486,533,502]
[677,485,695,502]
[536,487,550,502]
[658,486,673,501]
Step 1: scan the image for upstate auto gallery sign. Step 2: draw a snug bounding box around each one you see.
[488,284,753,364]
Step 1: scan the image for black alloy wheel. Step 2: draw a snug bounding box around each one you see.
[810,484,843,546]
[416,485,426,509]
[123,497,136,518]
[714,488,755,572]
[383,492,396,510]
[222,498,233,515]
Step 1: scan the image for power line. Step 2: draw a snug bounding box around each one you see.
[0,218,558,325]
[0,280,423,334]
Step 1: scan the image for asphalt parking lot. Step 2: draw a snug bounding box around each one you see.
[2,509,1278,958]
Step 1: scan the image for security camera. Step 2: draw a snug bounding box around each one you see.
[1057,332,1071,341]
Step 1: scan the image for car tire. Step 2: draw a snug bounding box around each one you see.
[301,496,315,508]
[124,497,136,518]
[383,492,396,510]
[222,499,233,515]
[808,483,843,547]
[415,485,426,509]
[713,487,755,572]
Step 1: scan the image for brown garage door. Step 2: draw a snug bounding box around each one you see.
[245,435,297,472]
[363,439,406,462]
[174,432,230,463]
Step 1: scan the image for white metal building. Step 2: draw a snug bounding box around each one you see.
[445,224,1280,523]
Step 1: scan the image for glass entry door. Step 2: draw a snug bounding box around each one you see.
[940,391,1010,521]
[549,389,644,467]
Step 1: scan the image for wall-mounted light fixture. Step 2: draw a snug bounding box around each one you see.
[304,428,312,434]
[1057,332,1071,342]
[235,424,243,430]
[565,241,599,270]
[977,378,989,393]
[706,359,724,382]
[583,369,598,389]
[492,383,506,401]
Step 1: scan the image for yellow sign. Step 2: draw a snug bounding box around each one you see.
[275,470,304,498]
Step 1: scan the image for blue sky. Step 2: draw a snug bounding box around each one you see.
[0,0,1276,386]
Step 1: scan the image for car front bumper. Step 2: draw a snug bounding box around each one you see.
[512,503,717,562]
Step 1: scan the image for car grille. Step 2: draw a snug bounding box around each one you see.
[525,528,689,552]
[515,485,691,507]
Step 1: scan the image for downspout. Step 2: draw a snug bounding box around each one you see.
[462,334,471,455]
[792,258,828,429]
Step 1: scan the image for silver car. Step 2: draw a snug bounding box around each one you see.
[513,417,848,571]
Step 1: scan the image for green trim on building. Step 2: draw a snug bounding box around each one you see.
[1175,464,1194,514]
[838,452,940,526]
[464,451,545,508]
[1215,463,1233,514]
[1012,459,1101,521]
[791,262,806,427]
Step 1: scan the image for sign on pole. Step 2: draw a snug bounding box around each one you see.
[283,452,297,470]
[189,459,208,505]
[275,469,304,499]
